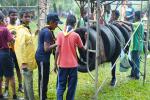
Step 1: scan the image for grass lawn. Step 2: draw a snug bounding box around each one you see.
[31,55,150,100]
[5,19,150,100]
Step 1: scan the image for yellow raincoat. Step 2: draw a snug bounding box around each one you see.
[7,24,18,51]
[15,25,37,71]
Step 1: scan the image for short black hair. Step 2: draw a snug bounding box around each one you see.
[9,9,17,15]
[112,10,120,19]
[0,11,5,22]
[20,10,30,19]
[135,11,141,20]
[66,14,76,27]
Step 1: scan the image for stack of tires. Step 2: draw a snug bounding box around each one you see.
[75,22,131,72]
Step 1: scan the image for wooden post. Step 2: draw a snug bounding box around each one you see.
[38,0,47,29]
[143,0,150,85]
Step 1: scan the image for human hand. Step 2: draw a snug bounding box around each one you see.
[84,32,88,40]
[22,63,28,71]
[35,29,39,35]
[54,63,58,73]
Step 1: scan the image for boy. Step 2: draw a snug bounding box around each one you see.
[35,13,62,100]
[121,11,144,79]
[15,10,37,100]
[0,11,17,99]
[4,9,23,97]
[55,14,86,100]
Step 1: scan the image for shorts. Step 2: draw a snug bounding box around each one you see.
[0,49,14,77]
[10,49,20,71]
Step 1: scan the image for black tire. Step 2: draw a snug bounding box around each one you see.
[75,28,96,72]
[91,25,116,61]
[113,23,130,53]
[107,24,125,61]
[100,25,116,61]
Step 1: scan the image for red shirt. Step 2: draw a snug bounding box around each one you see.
[0,25,13,49]
[57,31,83,68]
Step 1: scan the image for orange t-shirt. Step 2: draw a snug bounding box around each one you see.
[56,31,83,68]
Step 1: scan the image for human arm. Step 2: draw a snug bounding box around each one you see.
[6,28,15,45]
[35,29,39,36]
[54,32,61,73]
[125,8,135,20]
[19,32,28,69]
[44,42,57,52]
[44,30,57,52]
[77,33,87,51]
[54,45,59,73]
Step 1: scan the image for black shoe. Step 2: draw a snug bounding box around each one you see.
[18,87,24,93]
[13,94,18,100]
[135,76,140,80]
[110,78,117,87]
[0,95,3,99]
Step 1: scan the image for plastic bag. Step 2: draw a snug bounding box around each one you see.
[119,49,131,72]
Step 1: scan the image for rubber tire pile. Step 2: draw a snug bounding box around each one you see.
[75,22,131,72]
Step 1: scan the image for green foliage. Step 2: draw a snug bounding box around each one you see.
[0,0,37,6]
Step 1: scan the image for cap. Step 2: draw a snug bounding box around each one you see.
[47,13,63,24]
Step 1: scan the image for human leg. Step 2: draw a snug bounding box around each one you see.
[22,69,34,100]
[37,61,50,100]
[57,68,68,100]
[66,68,78,100]
[10,50,23,92]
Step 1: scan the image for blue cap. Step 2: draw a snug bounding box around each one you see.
[47,13,63,24]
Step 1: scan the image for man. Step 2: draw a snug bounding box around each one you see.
[35,13,62,100]
[129,11,144,79]
[125,2,135,22]
[55,14,86,100]
[109,10,120,23]
[3,9,23,97]
[15,10,37,100]
[121,11,144,80]
[0,11,18,99]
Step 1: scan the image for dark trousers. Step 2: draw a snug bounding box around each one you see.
[57,67,78,100]
[36,60,50,100]
[111,59,116,80]
[130,51,140,78]
[10,49,20,71]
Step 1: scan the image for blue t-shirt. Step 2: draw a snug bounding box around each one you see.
[35,27,53,62]
[126,7,134,21]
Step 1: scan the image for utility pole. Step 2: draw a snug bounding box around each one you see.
[94,0,101,100]
[143,0,150,85]
[38,0,47,29]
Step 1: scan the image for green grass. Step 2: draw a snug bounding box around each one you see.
[30,55,150,100]
[5,20,150,100]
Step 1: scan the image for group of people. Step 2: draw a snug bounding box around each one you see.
[77,1,144,87]
[110,3,144,81]
[0,1,145,99]
[0,8,87,100]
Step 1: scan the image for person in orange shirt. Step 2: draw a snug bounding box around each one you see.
[55,14,86,100]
